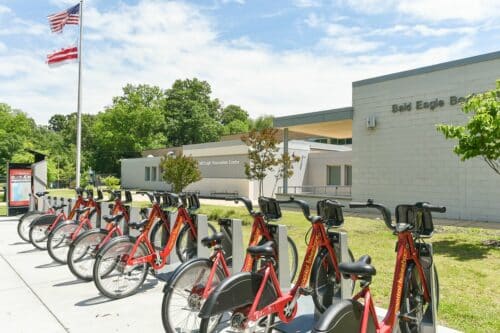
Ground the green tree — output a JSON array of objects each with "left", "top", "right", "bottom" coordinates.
[
  {"left": 224, "top": 119, "right": 249, "bottom": 135},
  {"left": 220, "top": 104, "right": 249, "bottom": 125},
  {"left": 241, "top": 128, "right": 280, "bottom": 196},
  {"left": 272, "top": 152, "right": 301, "bottom": 195},
  {"left": 92, "top": 84, "right": 166, "bottom": 174},
  {"left": 0, "top": 103, "right": 35, "bottom": 174},
  {"left": 249, "top": 115, "right": 274, "bottom": 131},
  {"left": 163, "top": 78, "right": 223, "bottom": 146},
  {"left": 437, "top": 80, "right": 500, "bottom": 175},
  {"left": 160, "top": 155, "right": 202, "bottom": 193}
]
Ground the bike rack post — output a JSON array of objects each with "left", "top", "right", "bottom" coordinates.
[
  {"left": 166, "top": 211, "right": 179, "bottom": 265},
  {"left": 66, "top": 198, "right": 73, "bottom": 217},
  {"left": 421, "top": 243, "right": 437, "bottom": 333},
  {"left": 219, "top": 218, "right": 244, "bottom": 274},
  {"left": 268, "top": 223, "right": 291, "bottom": 290},
  {"left": 46, "top": 195, "right": 52, "bottom": 210},
  {"left": 195, "top": 214, "right": 210, "bottom": 258},
  {"left": 28, "top": 194, "right": 35, "bottom": 211},
  {"left": 338, "top": 231, "right": 351, "bottom": 300}
]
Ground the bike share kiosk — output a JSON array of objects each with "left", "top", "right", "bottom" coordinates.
[{"left": 8, "top": 150, "right": 47, "bottom": 216}]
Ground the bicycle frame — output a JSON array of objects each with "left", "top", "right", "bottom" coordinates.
[
  {"left": 46, "top": 195, "right": 88, "bottom": 233},
  {"left": 244, "top": 220, "right": 341, "bottom": 324},
  {"left": 353, "top": 230, "right": 431, "bottom": 333},
  {"left": 124, "top": 204, "right": 196, "bottom": 270},
  {"left": 94, "top": 198, "right": 130, "bottom": 246},
  {"left": 200, "top": 250, "right": 232, "bottom": 299},
  {"left": 241, "top": 215, "right": 278, "bottom": 271}
]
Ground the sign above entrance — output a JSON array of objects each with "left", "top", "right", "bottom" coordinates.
[{"left": 391, "top": 95, "right": 469, "bottom": 113}]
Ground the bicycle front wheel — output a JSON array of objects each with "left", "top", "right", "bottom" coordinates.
[
  {"left": 47, "top": 221, "right": 81, "bottom": 264},
  {"left": 93, "top": 237, "right": 149, "bottom": 299},
  {"left": 399, "top": 263, "right": 439, "bottom": 333},
  {"left": 67, "top": 228, "right": 109, "bottom": 281},
  {"left": 29, "top": 214, "right": 57, "bottom": 250},
  {"left": 176, "top": 223, "right": 217, "bottom": 262},
  {"left": 162, "top": 259, "right": 226, "bottom": 333},
  {"left": 311, "top": 247, "right": 355, "bottom": 313}
]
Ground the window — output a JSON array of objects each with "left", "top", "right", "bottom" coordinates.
[
  {"left": 145, "top": 167, "right": 151, "bottom": 181},
  {"left": 345, "top": 165, "right": 352, "bottom": 186},
  {"left": 152, "top": 166, "right": 157, "bottom": 181},
  {"left": 327, "top": 165, "right": 341, "bottom": 185}
]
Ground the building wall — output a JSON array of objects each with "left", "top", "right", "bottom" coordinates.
[
  {"left": 121, "top": 157, "right": 170, "bottom": 191},
  {"left": 352, "top": 56, "right": 500, "bottom": 222},
  {"left": 304, "top": 150, "right": 352, "bottom": 187}
]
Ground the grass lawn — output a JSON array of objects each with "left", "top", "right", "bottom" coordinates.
[
  {"left": 198, "top": 204, "right": 500, "bottom": 333},
  {"left": 0, "top": 204, "right": 6, "bottom": 216}
]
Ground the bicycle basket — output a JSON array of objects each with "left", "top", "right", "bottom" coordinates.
[
  {"left": 258, "top": 197, "right": 282, "bottom": 220},
  {"left": 317, "top": 199, "right": 344, "bottom": 227},
  {"left": 395, "top": 205, "right": 434, "bottom": 237}
]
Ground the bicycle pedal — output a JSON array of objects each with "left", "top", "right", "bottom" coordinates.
[{"left": 299, "top": 287, "right": 313, "bottom": 296}]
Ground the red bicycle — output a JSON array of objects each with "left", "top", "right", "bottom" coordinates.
[
  {"left": 46, "top": 191, "right": 101, "bottom": 264},
  {"left": 160, "top": 196, "right": 299, "bottom": 333},
  {"left": 197, "top": 198, "right": 354, "bottom": 333},
  {"left": 28, "top": 188, "right": 88, "bottom": 250},
  {"left": 313, "top": 200, "right": 445, "bottom": 333},
  {"left": 67, "top": 190, "right": 140, "bottom": 280},
  {"left": 92, "top": 192, "right": 215, "bottom": 299}
]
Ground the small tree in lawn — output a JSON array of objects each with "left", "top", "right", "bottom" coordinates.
[
  {"left": 242, "top": 128, "right": 280, "bottom": 197},
  {"left": 161, "top": 155, "right": 202, "bottom": 193},
  {"left": 272, "top": 152, "right": 301, "bottom": 196},
  {"left": 437, "top": 80, "right": 500, "bottom": 175}
]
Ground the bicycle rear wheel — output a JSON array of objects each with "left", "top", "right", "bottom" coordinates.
[
  {"left": 93, "top": 237, "right": 149, "bottom": 299},
  {"left": 67, "top": 228, "right": 109, "bottom": 281},
  {"left": 17, "top": 211, "right": 42, "bottom": 242},
  {"left": 29, "top": 214, "right": 57, "bottom": 250},
  {"left": 162, "top": 259, "right": 226, "bottom": 333}
]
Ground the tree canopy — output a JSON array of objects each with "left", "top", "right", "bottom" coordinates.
[
  {"left": 437, "top": 80, "right": 500, "bottom": 175},
  {"left": 0, "top": 78, "right": 272, "bottom": 184}
]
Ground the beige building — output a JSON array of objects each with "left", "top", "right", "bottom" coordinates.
[{"left": 275, "top": 51, "right": 500, "bottom": 222}]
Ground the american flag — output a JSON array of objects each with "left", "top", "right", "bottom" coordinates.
[
  {"left": 47, "top": 3, "right": 80, "bottom": 33},
  {"left": 47, "top": 46, "right": 78, "bottom": 67}
]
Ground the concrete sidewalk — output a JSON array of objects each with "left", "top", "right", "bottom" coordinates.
[{"left": 0, "top": 221, "right": 461, "bottom": 333}]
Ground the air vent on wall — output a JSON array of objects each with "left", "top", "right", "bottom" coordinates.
[{"left": 366, "top": 114, "right": 376, "bottom": 129}]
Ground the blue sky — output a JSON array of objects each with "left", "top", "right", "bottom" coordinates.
[{"left": 1, "top": 0, "right": 499, "bottom": 123}]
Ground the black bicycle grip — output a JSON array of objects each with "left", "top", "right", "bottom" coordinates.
[
  {"left": 276, "top": 197, "right": 311, "bottom": 221},
  {"left": 349, "top": 202, "right": 368, "bottom": 209},
  {"left": 418, "top": 202, "right": 446, "bottom": 213}
]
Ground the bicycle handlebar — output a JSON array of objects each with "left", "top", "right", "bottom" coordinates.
[
  {"left": 415, "top": 202, "right": 446, "bottom": 213},
  {"left": 349, "top": 199, "right": 395, "bottom": 231},
  {"left": 198, "top": 195, "right": 254, "bottom": 215},
  {"left": 275, "top": 197, "right": 311, "bottom": 221}
]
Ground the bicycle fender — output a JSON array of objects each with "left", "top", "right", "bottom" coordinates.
[
  {"left": 313, "top": 300, "right": 372, "bottom": 333},
  {"left": 198, "top": 271, "right": 277, "bottom": 319},
  {"left": 95, "top": 235, "right": 135, "bottom": 257},
  {"left": 30, "top": 214, "right": 57, "bottom": 227},
  {"left": 162, "top": 258, "right": 212, "bottom": 293}
]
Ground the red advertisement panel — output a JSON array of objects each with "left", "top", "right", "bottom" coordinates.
[{"left": 8, "top": 168, "right": 32, "bottom": 207}]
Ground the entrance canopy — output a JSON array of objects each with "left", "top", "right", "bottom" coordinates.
[{"left": 273, "top": 107, "right": 353, "bottom": 139}]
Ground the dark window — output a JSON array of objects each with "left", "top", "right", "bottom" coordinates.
[
  {"left": 345, "top": 165, "right": 352, "bottom": 186},
  {"left": 145, "top": 167, "right": 151, "bottom": 181},
  {"left": 152, "top": 166, "right": 157, "bottom": 181},
  {"left": 327, "top": 165, "right": 341, "bottom": 185}
]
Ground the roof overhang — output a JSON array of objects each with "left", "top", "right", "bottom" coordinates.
[{"left": 273, "top": 107, "right": 353, "bottom": 139}]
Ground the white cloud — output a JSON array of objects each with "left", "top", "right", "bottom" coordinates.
[
  {"left": 0, "top": 0, "right": 484, "bottom": 124},
  {"left": 220, "top": 0, "right": 246, "bottom": 4},
  {"left": 368, "top": 24, "right": 477, "bottom": 37},
  {"left": 0, "top": 4, "right": 11, "bottom": 14}
]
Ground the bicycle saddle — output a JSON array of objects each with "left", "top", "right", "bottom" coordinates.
[
  {"left": 247, "top": 241, "right": 275, "bottom": 257},
  {"left": 339, "top": 255, "right": 376, "bottom": 278},
  {"left": 129, "top": 219, "right": 148, "bottom": 230},
  {"left": 103, "top": 214, "right": 123, "bottom": 223},
  {"left": 201, "top": 232, "right": 224, "bottom": 248},
  {"left": 36, "top": 191, "right": 50, "bottom": 197}
]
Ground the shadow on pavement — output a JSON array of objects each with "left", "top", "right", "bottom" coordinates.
[
  {"left": 53, "top": 279, "right": 89, "bottom": 287},
  {"left": 75, "top": 278, "right": 159, "bottom": 307},
  {"left": 10, "top": 241, "right": 28, "bottom": 246},
  {"left": 18, "top": 248, "right": 41, "bottom": 254},
  {"left": 36, "top": 261, "right": 64, "bottom": 269},
  {"left": 276, "top": 314, "right": 314, "bottom": 333}
]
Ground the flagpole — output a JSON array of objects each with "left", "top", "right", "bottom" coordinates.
[{"left": 75, "top": 0, "right": 83, "bottom": 188}]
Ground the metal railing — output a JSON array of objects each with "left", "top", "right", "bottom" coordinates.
[{"left": 277, "top": 185, "right": 352, "bottom": 197}]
